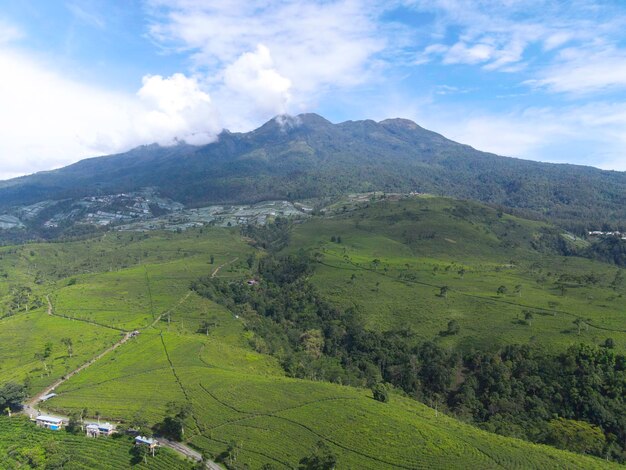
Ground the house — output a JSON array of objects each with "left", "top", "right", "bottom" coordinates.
[
  {"left": 35, "top": 415, "right": 64, "bottom": 430},
  {"left": 39, "top": 393, "right": 57, "bottom": 402},
  {"left": 85, "top": 422, "right": 116, "bottom": 437},
  {"left": 135, "top": 436, "right": 159, "bottom": 455}
]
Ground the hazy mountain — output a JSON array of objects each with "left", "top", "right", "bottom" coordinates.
[{"left": 2, "top": 113, "right": 626, "bottom": 232}]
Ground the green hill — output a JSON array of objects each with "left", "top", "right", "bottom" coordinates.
[
  {"left": 288, "top": 195, "right": 626, "bottom": 352},
  {"left": 0, "top": 206, "right": 623, "bottom": 467}
]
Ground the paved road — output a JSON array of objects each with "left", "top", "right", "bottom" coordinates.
[{"left": 159, "top": 438, "right": 222, "bottom": 469}]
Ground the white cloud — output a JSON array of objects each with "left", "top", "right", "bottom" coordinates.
[
  {"left": 0, "top": 48, "right": 221, "bottom": 180},
  {"left": 217, "top": 44, "right": 292, "bottom": 130},
  {"left": 134, "top": 73, "right": 220, "bottom": 146},
  {"left": 526, "top": 47, "right": 626, "bottom": 94},
  {"left": 0, "top": 18, "right": 23, "bottom": 45},
  {"left": 66, "top": 2, "right": 106, "bottom": 29},
  {"left": 146, "top": 0, "right": 386, "bottom": 122}
]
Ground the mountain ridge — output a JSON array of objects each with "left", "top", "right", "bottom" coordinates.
[{"left": 1, "top": 113, "right": 625, "bottom": 233}]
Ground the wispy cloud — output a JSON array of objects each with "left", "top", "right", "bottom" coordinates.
[
  {"left": 0, "top": 18, "right": 23, "bottom": 45},
  {"left": 525, "top": 46, "right": 626, "bottom": 94},
  {"left": 66, "top": 2, "right": 106, "bottom": 29}
]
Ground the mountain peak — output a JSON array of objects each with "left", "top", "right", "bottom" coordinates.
[{"left": 379, "top": 117, "right": 421, "bottom": 130}]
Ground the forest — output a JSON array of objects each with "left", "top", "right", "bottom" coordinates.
[{"left": 192, "top": 249, "right": 626, "bottom": 462}]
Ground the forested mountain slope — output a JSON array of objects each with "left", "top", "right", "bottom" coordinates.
[{"left": 2, "top": 113, "right": 626, "bottom": 232}]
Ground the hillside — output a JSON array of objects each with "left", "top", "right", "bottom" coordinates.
[
  {"left": 0, "top": 203, "right": 623, "bottom": 467},
  {"left": 1, "top": 114, "right": 626, "bottom": 236},
  {"left": 288, "top": 195, "right": 626, "bottom": 351}
]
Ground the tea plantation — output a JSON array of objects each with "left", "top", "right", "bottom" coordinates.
[{"left": 0, "top": 202, "right": 623, "bottom": 468}]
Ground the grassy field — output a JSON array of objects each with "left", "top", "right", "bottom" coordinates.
[
  {"left": 290, "top": 196, "right": 626, "bottom": 352},
  {"left": 0, "top": 212, "right": 623, "bottom": 468}
]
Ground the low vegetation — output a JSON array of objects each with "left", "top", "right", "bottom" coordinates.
[{"left": 0, "top": 199, "right": 624, "bottom": 467}]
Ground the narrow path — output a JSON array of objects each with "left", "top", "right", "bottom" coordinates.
[
  {"left": 45, "top": 295, "right": 126, "bottom": 332},
  {"left": 158, "top": 439, "right": 222, "bottom": 470},
  {"left": 145, "top": 291, "right": 192, "bottom": 330},
  {"left": 211, "top": 257, "right": 238, "bottom": 278},
  {"left": 30, "top": 294, "right": 222, "bottom": 469},
  {"left": 26, "top": 331, "right": 131, "bottom": 408}
]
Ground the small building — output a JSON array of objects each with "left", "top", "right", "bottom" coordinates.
[
  {"left": 135, "top": 436, "right": 159, "bottom": 455},
  {"left": 39, "top": 393, "right": 57, "bottom": 402},
  {"left": 35, "top": 415, "right": 64, "bottom": 431},
  {"left": 85, "top": 422, "right": 116, "bottom": 437},
  {"left": 247, "top": 279, "right": 258, "bottom": 286}
]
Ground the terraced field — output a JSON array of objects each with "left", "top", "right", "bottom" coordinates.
[
  {"left": 0, "top": 416, "right": 192, "bottom": 469},
  {"left": 0, "top": 211, "right": 622, "bottom": 468}
]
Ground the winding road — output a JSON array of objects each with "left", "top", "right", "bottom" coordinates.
[{"left": 25, "top": 295, "right": 223, "bottom": 469}]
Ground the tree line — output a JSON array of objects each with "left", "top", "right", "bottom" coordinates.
[{"left": 192, "top": 252, "right": 626, "bottom": 462}]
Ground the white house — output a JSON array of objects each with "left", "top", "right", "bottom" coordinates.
[
  {"left": 85, "top": 422, "right": 116, "bottom": 437},
  {"left": 35, "top": 415, "right": 64, "bottom": 430}
]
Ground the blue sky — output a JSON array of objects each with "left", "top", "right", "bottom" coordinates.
[{"left": 1, "top": 0, "right": 626, "bottom": 179}]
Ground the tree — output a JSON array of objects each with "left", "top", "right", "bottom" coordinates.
[
  {"left": 198, "top": 320, "right": 215, "bottom": 336},
  {"left": 439, "top": 286, "right": 449, "bottom": 298},
  {"left": 43, "top": 342, "right": 53, "bottom": 359},
  {"left": 497, "top": 285, "right": 508, "bottom": 295},
  {"left": 300, "top": 329, "right": 325, "bottom": 358},
  {"left": 546, "top": 418, "right": 606, "bottom": 456},
  {"left": 210, "top": 255, "right": 215, "bottom": 265},
  {"left": 0, "top": 382, "right": 26, "bottom": 412},
  {"left": 299, "top": 441, "right": 337, "bottom": 470},
  {"left": 226, "top": 440, "right": 242, "bottom": 467},
  {"left": 524, "top": 310, "right": 533, "bottom": 326},
  {"left": 514, "top": 284, "right": 522, "bottom": 297},
  {"left": 61, "top": 337, "right": 73, "bottom": 358},
  {"left": 66, "top": 411, "right": 82, "bottom": 434},
  {"left": 160, "top": 401, "right": 192, "bottom": 441},
  {"left": 603, "top": 338, "right": 615, "bottom": 349},
  {"left": 131, "top": 443, "right": 150, "bottom": 465},
  {"left": 573, "top": 318, "right": 584, "bottom": 335},
  {"left": 446, "top": 320, "right": 460, "bottom": 336},
  {"left": 458, "top": 267, "right": 465, "bottom": 278},
  {"left": 372, "top": 383, "right": 389, "bottom": 403}
]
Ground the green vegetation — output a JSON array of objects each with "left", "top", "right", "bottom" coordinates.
[
  {"left": 0, "top": 416, "right": 191, "bottom": 468},
  {"left": 0, "top": 201, "right": 624, "bottom": 468},
  {"left": 6, "top": 113, "right": 626, "bottom": 243}
]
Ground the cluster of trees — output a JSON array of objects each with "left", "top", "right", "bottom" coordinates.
[
  {"left": 0, "top": 382, "right": 26, "bottom": 414},
  {"left": 193, "top": 252, "right": 626, "bottom": 462}
]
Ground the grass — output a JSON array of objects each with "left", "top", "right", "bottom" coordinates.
[
  {"left": 0, "top": 209, "right": 622, "bottom": 468},
  {"left": 289, "top": 196, "right": 626, "bottom": 352}
]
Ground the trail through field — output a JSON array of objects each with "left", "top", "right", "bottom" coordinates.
[
  {"left": 159, "top": 438, "right": 222, "bottom": 470},
  {"left": 145, "top": 291, "right": 192, "bottom": 330},
  {"left": 26, "top": 331, "right": 132, "bottom": 408},
  {"left": 44, "top": 294, "right": 125, "bottom": 332},
  {"left": 28, "top": 295, "right": 223, "bottom": 469},
  {"left": 211, "top": 257, "right": 238, "bottom": 278}
]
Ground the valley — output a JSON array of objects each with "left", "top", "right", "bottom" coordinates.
[{"left": 0, "top": 196, "right": 623, "bottom": 468}]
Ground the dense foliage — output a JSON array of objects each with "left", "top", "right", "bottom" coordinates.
[
  {"left": 4, "top": 114, "right": 626, "bottom": 239},
  {"left": 192, "top": 252, "right": 626, "bottom": 462}
]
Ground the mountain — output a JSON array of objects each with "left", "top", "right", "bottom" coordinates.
[{"left": 2, "top": 113, "right": 626, "bottom": 232}]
